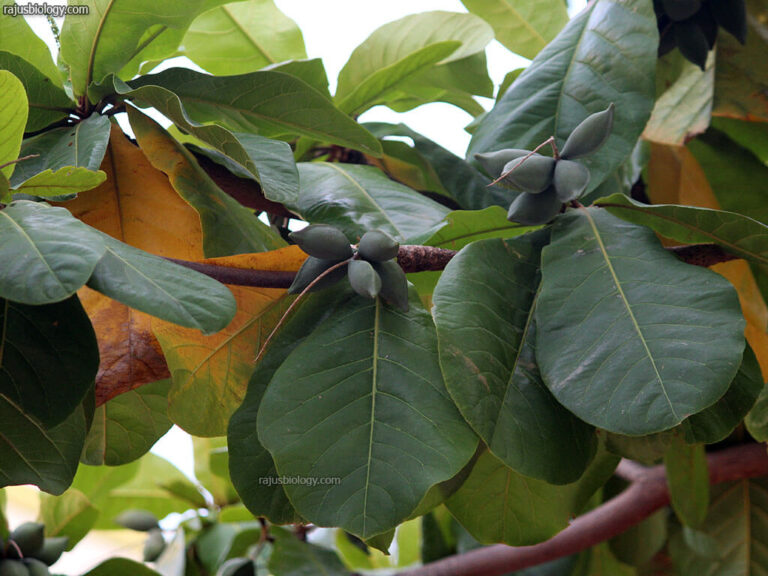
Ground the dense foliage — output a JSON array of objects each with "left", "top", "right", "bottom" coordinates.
[{"left": 0, "top": 0, "right": 767, "bottom": 574}]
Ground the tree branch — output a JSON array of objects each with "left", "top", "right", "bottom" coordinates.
[
  {"left": 399, "top": 443, "right": 768, "bottom": 576},
  {"left": 164, "top": 243, "right": 737, "bottom": 288}
]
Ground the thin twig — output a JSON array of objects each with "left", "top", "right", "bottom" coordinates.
[
  {"left": 0, "top": 154, "right": 39, "bottom": 171},
  {"left": 488, "top": 136, "right": 557, "bottom": 187}
]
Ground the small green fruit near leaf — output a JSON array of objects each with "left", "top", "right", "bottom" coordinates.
[
  {"left": 474, "top": 148, "right": 530, "bottom": 178},
  {"left": 662, "top": 0, "right": 701, "bottom": 21},
  {"left": 674, "top": 20, "right": 709, "bottom": 70},
  {"left": 358, "top": 230, "right": 399, "bottom": 262},
  {"left": 348, "top": 259, "right": 382, "bottom": 299},
  {"left": 289, "top": 224, "right": 353, "bottom": 260},
  {"left": 31, "top": 537, "right": 68, "bottom": 566},
  {"left": 218, "top": 558, "right": 255, "bottom": 576},
  {"left": 114, "top": 510, "right": 160, "bottom": 532},
  {"left": 0, "top": 560, "right": 29, "bottom": 576},
  {"left": 143, "top": 528, "right": 165, "bottom": 562},
  {"left": 373, "top": 259, "right": 409, "bottom": 312},
  {"left": 9, "top": 523, "right": 44, "bottom": 556},
  {"left": 710, "top": 0, "right": 747, "bottom": 43},
  {"left": 288, "top": 256, "right": 348, "bottom": 294},
  {"left": 506, "top": 188, "right": 562, "bottom": 225},
  {"left": 21, "top": 560, "right": 49, "bottom": 576},
  {"left": 500, "top": 154, "right": 556, "bottom": 193},
  {"left": 553, "top": 160, "right": 590, "bottom": 202},
  {"left": 560, "top": 103, "right": 615, "bottom": 160}
]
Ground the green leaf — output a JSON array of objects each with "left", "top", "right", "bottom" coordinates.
[
  {"left": 193, "top": 437, "right": 239, "bottom": 507},
  {"left": 336, "top": 11, "right": 492, "bottom": 116},
  {"left": 291, "top": 163, "right": 449, "bottom": 242},
  {"left": 579, "top": 542, "right": 637, "bottom": 575},
  {"left": 608, "top": 507, "right": 667, "bottom": 566},
  {"left": 268, "top": 527, "right": 349, "bottom": 576},
  {"left": 595, "top": 193, "right": 768, "bottom": 270},
  {"left": 12, "top": 166, "right": 107, "bottom": 198},
  {"left": 669, "top": 478, "right": 768, "bottom": 573},
  {"left": 0, "top": 401, "right": 87, "bottom": 495},
  {"left": 0, "top": 70, "right": 27, "bottom": 179},
  {"left": 467, "top": 0, "right": 657, "bottom": 196},
  {"left": 711, "top": 117, "right": 768, "bottom": 166},
  {"left": 264, "top": 58, "right": 332, "bottom": 99},
  {"left": 59, "top": 0, "right": 227, "bottom": 97},
  {"left": 0, "top": 51, "right": 72, "bottom": 132},
  {"left": 664, "top": 435, "right": 709, "bottom": 528},
  {"left": 127, "top": 67, "right": 381, "bottom": 155},
  {"left": 536, "top": 208, "right": 745, "bottom": 435},
  {"left": 183, "top": 0, "right": 307, "bottom": 75},
  {"left": 87, "top": 232, "right": 237, "bottom": 333},
  {"left": 433, "top": 234, "right": 597, "bottom": 484},
  {"left": 414, "top": 206, "right": 534, "bottom": 249},
  {"left": 10, "top": 114, "right": 110, "bottom": 187},
  {"left": 128, "top": 106, "right": 284, "bottom": 257},
  {"left": 0, "top": 295, "right": 98, "bottom": 428},
  {"left": 681, "top": 344, "right": 763, "bottom": 444},
  {"left": 746, "top": 381, "right": 768, "bottom": 442},
  {"left": 0, "top": 0, "right": 61, "bottom": 85},
  {"left": 81, "top": 379, "right": 173, "bottom": 466},
  {"left": 258, "top": 288, "right": 478, "bottom": 539},
  {"left": 69, "top": 460, "right": 141, "bottom": 505},
  {"left": 445, "top": 446, "right": 618, "bottom": 546},
  {"left": 0, "top": 200, "right": 106, "bottom": 305},
  {"left": 38, "top": 488, "right": 99, "bottom": 549},
  {"left": 81, "top": 558, "right": 162, "bottom": 576},
  {"left": 161, "top": 479, "right": 207, "bottom": 508},
  {"left": 604, "top": 431, "right": 674, "bottom": 465},
  {"left": 460, "top": 0, "right": 568, "bottom": 60}
]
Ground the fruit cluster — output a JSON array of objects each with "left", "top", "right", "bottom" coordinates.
[
  {"left": 656, "top": 0, "right": 747, "bottom": 69},
  {"left": 289, "top": 224, "right": 409, "bottom": 311},
  {"left": 0, "top": 523, "right": 68, "bottom": 576},
  {"left": 114, "top": 510, "right": 165, "bottom": 562},
  {"left": 475, "top": 103, "right": 614, "bottom": 226}
]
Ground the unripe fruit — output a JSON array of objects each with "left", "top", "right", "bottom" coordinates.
[
  {"left": 218, "top": 558, "right": 255, "bottom": 576},
  {"left": 662, "top": 0, "right": 701, "bottom": 21},
  {"left": 506, "top": 188, "right": 562, "bottom": 226},
  {"left": 348, "top": 260, "right": 382, "bottom": 299},
  {"left": 31, "top": 537, "right": 68, "bottom": 566},
  {"left": 674, "top": 20, "right": 709, "bottom": 70},
  {"left": 373, "top": 259, "right": 409, "bottom": 312},
  {"left": 499, "top": 154, "right": 556, "bottom": 193},
  {"left": 9, "top": 523, "right": 44, "bottom": 556},
  {"left": 0, "top": 560, "right": 29, "bottom": 576},
  {"left": 143, "top": 529, "right": 165, "bottom": 562},
  {"left": 474, "top": 149, "right": 530, "bottom": 178},
  {"left": 710, "top": 0, "right": 746, "bottom": 43},
  {"left": 114, "top": 510, "right": 159, "bottom": 532},
  {"left": 560, "top": 103, "right": 615, "bottom": 160},
  {"left": 358, "top": 230, "right": 399, "bottom": 262},
  {"left": 21, "top": 560, "right": 49, "bottom": 576},
  {"left": 288, "top": 257, "right": 348, "bottom": 294},
  {"left": 289, "top": 224, "right": 353, "bottom": 260},
  {"left": 553, "top": 160, "right": 590, "bottom": 202}
]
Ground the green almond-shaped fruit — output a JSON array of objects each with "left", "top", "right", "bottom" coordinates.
[
  {"left": 500, "top": 154, "right": 556, "bottom": 193},
  {"left": 710, "top": 0, "right": 746, "bottom": 43},
  {"left": 358, "top": 230, "right": 399, "bottom": 262},
  {"left": 373, "top": 259, "right": 409, "bottom": 312},
  {"left": 289, "top": 224, "right": 353, "bottom": 260},
  {"left": 218, "top": 558, "right": 255, "bottom": 576},
  {"left": 506, "top": 188, "right": 562, "bottom": 226},
  {"left": 288, "top": 256, "right": 348, "bottom": 294},
  {"left": 31, "top": 537, "right": 68, "bottom": 566},
  {"left": 348, "top": 259, "right": 382, "bottom": 299},
  {"left": 553, "top": 160, "right": 590, "bottom": 202},
  {"left": 662, "top": 0, "right": 701, "bottom": 21},
  {"left": 9, "top": 523, "right": 44, "bottom": 556},
  {"left": 0, "top": 561, "right": 29, "bottom": 576},
  {"left": 560, "top": 103, "right": 615, "bottom": 160},
  {"left": 474, "top": 148, "right": 530, "bottom": 178},
  {"left": 674, "top": 20, "right": 709, "bottom": 70},
  {"left": 114, "top": 510, "right": 159, "bottom": 532},
  {"left": 143, "top": 529, "right": 165, "bottom": 562},
  {"left": 22, "top": 560, "right": 49, "bottom": 576}
]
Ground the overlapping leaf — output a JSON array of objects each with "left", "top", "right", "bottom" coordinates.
[
  {"left": 433, "top": 234, "right": 597, "bottom": 484},
  {"left": 258, "top": 288, "right": 478, "bottom": 539},
  {"left": 664, "top": 435, "right": 709, "bottom": 527},
  {"left": 269, "top": 527, "right": 349, "bottom": 576},
  {"left": 536, "top": 208, "right": 745, "bottom": 435},
  {"left": 467, "top": 0, "right": 657, "bottom": 195},
  {"left": 0, "top": 70, "right": 27, "bottom": 180},
  {"left": 38, "top": 489, "right": 99, "bottom": 549},
  {"left": 415, "top": 207, "right": 533, "bottom": 249},
  {"left": 0, "top": 0, "right": 61, "bottom": 85}
]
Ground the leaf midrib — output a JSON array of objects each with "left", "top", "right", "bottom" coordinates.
[{"left": 362, "top": 298, "right": 381, "bottom": 537}]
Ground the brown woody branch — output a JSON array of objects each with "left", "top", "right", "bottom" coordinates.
[
  {"left": 165, "top": 243, "right": 737, "bottom": 288},
  {"left": 398, "top": 443, "right": 768, "bottom": 576}
]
